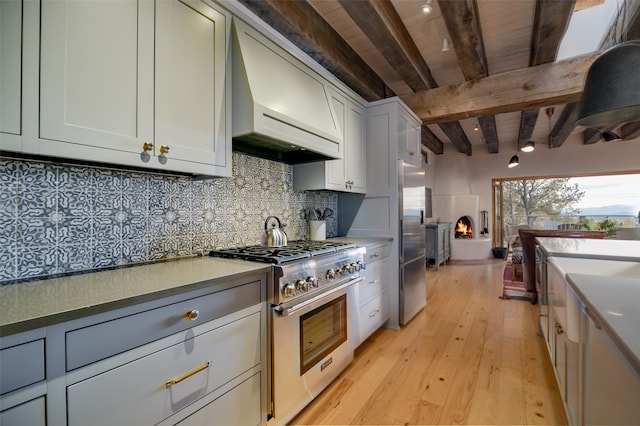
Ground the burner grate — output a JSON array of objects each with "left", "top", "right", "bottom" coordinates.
[{"left": 210, "top": 240, "right": 355, "bottom": 264}]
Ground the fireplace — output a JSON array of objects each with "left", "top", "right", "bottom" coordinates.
[{"left": 455, "top": 216, "right": 473, "bottom": 239}]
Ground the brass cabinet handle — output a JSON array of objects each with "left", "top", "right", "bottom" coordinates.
[
  {"left": 160, "top": 145, "right": 170, "bottom": 154},
  {"left": 555, "top": 323, "right": 564, "bottom": 335},
  {"left": 373, "top": 252, "right": 379, "bottom": 258},
  {"left": 409, "top": 151, "right": 415, "bottom": 156},
  {"left": 163, "top": 361, "right": 211, "bottom": 388},
  {"left": 142, "top": 142, "right": 154, "bottom": 152},
  {"left": 183, "top": 309, "right": 200, "bottom": 320}
]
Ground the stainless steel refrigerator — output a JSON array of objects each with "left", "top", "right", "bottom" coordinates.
[{"left": 398, "top": 160, "right": 427, "bottom": 325}]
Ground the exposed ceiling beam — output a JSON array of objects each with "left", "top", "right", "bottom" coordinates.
[
  {"left": 401, "top": 51, "right": 601, "bottom": 124},
  {"left": 518, "top": 0, "right": 575, "bottom": 148},
  {"left": 582, "top": 127, "right": 602, "bottom": 144},
  {"left": 549, "top": 103, "right": 578, "bottom": 148},
  {"left": 421, "top": 126, "right": 444, "bottom": 154},
  {"left": 236, "top": 0, "right": 393, "bottom": 101},
  {"left": 439, "top": 0, "right": 498, "bottom": 154},
  {"left": 339, "top": 0, "right": 471, "bottom": 155}
]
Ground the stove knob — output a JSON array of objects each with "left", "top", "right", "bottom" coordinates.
[
  {"left": 296, "top": 278, "right": 308, "bottom": 292},
  {"left": 357, "top": 261, "right": 365, "bottom": 271},
  {"left": 326, "top": 268, "right": 335, "bottom": 280},
  {"left": 348, "top": 262, "right": 357, "bottom": 273},
  {"left": 283, "top": 282, "right": 296, "bottom": 298},
  {"left": 307, "top": 276, "right": 318, "bottom": 288}
]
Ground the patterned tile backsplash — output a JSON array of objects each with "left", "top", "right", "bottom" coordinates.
[{"left": 0, "top": 153, "right": 338, "bottom": 283}]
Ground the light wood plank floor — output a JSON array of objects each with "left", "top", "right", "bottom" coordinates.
[{"left": 289, "top": 261, "right": 567, "bottom": 425}]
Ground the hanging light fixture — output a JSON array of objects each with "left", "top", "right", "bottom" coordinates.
[
  {"left": 421, "top": 0, "right": 432, "bottom": 14},
  {"left": 520, "top": 140, "right": 535, "bottom": 152},
  {"left": 508, "top": 154, "right": 519, "bottom": 168},
  {"left": 441, "top": 38, "right": 450, "bottom": 52},
  {"left": 602, "top": 130, "right": 622, "bottom": 142},
  {"left": 577, "top": 41, "right": 640, "bottom": 128}
]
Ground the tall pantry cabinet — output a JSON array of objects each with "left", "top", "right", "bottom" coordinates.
[{"left": 345, "top": 97, "right": 423, "bottom": 328}]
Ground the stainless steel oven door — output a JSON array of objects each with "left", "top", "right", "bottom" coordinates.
[{"left": 269, "top": 277, "right": 360, "bottom": 425}]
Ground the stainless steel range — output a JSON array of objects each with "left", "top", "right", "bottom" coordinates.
[{"left": 210, "top": 240, "right": 365, "bottom": 425}]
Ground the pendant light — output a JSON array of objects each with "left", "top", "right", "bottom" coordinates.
[
  {"left": 441, "top": 38, "right": 450, "bottom": 52},
  {"left": 508, "top": 154, "right": 519, "bottom": 168},
  {"left": 520, "top": 141, "right": 535, "bottom": 152},
  {"left": 602, "top": 130, "right": 622, "bottom": 142},
  {"left": 421, "top": 0, "right": 432, "bottom": 14},
  {"left": 577, "top": 41, "right": 640, "bottom": 128}
]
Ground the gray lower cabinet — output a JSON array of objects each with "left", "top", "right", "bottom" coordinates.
[
  {"left": 426, "top": 223, "right": 451, "bottom": 269},
  {"left": 356, "top": 241, "right": 391, "bottom": 345},
  {"left": 0, "top": 274, "right": 267, "bottom": 426},
  {"left": 0, "top": 328, "right": 46, "bottom": 426}
]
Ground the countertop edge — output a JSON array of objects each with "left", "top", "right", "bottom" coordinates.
[{"left": 0, "top": 258, "right": 271, "bottom": 337}]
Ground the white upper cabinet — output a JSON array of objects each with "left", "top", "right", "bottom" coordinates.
[
  {"left": 0, "top": 0, "right": 23, "bottom": 151},
  {"left": 35, "top": 0, "right": 230, "bottom": 176},
  {"left": 293, "top": 87, "right": 366, "bottom": 193},
  {"left": 397, "top": 109, "right": 422, "bottom": 165}
]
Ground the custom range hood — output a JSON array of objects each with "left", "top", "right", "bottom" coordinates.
[{"left": 232, "top": 20, "right": 343, "bottom": 164}]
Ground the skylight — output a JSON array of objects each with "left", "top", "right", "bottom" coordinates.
[{"left": 557, "top": 0, "right": 621, "bottom": 60}]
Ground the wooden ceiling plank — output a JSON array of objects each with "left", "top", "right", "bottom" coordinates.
[
  {"left": 421, "top": 125, "right": 444, "bottom": 154},
  {"left": 438, "top": 0, "right": 488, "bottom": 80},
  {"left": 529, "top": 0, "right": 576, "bottom": 65},
  {"left": 439, "top": 0, "right": 498, "bottom": 153},
  {"left": 478, "top": 115, "right": 499, "bottom": 153},
  {"left": 401, "top": 51, "right": 601, "bottom": 124},
  {"left": 338, "top": 0, "right": 437, "bottom": 91},
  {"left": 549, "top": 102, "right": 578, "bottom": 148},
  {"left": 339, "top": 0, "right": 470, "bottom": 155},
  {"left": 519, "top": 0, "right": 574, "bottom": 148},
  {"left": 518, "top": 109, "right": 539, "bottom": 146},
  {"left": 237, "top": 0, "right": 392, "bottom": 101}
]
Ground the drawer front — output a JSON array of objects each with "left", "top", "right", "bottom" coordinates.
[
  {"left": 364, "top": 242, "right": 391, "bottom": 263},
  {"left": 0, "top": 339, "right": 45, "bottom": 395},
  {"left": 358, "top": 258, "right": 388, "bottom": 304},
  {"left": 66, "top": 280, "right": 261, "bottom": 370},
  {"left": 358, "top": 290, "right": 389, "bottom": 344},
  {"left": 67, "top": 311, "right": 261, "bottom": 426},
  {"left": 175, "top": 373, "right": 261, "bottom": 426},
  {"left": 0, "top": 396, "right": 46, "bottom": 426}
]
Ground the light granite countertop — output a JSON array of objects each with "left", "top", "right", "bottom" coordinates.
[
  {"left": 566, "top": 272, "right": 640, "bottom": 376},
  {"left": 0, "top": 256, "right": 271, "bottom": 337}
]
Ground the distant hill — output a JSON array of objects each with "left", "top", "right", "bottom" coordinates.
[{"left": 567, "top": 205, "right": 640, "bottom": 216}]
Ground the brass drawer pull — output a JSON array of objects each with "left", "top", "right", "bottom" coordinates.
[
  {"left": 164, "top": 360, "right": 211, "bottom": 388},
  {"left": 555, "top": 323, "right": 564, "bottom": 335}
]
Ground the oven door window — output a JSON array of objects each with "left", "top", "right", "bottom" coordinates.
[{"left": 299, "top": 294, "right": 347, "bottom": 375}]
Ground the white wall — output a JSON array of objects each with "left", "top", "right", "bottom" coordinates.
[{"left": 430, "top": 134, "right": 640, "bottom": 236}]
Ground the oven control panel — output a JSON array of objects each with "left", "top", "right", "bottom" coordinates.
[{"left": 274, "top": 248, "right": 365, "bottom": 304}]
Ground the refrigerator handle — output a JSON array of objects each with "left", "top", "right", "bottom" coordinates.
[
  {"left": 420, "top": 209, "right": 424, "bottom": 225},
  {"left": 399, "top": 220, "right": 403, "bottom": 263}
]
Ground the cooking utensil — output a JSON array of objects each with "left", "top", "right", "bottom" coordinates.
[
  {"left": 261, "top": 216, "right": 288, "bottom": 247},
  {"left": 320, "top": 208, "right": 333, "bottom": 220}
]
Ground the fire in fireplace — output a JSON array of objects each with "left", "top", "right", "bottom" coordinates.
[{"left": 455, "top": 216, "right": 473, "bottom": 238}]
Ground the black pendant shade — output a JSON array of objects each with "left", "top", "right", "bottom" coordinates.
[
  {"left": 577, "top": 41, "right": 640, "bottom": 128},
  {"left": 508, "top": 154, "right": 519, "bottom": 168}
]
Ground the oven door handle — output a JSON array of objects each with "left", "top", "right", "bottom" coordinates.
[{"left": 275, "top": 277, "right": 363, "bottom": 317}]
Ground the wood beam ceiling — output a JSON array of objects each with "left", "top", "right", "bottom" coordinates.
[
  {"left": 518, "top": 0, "right": 575, "bottom": 150},
  {"left": 236, "top": 0, "right": 392, "bottom": 101},
  {"left": 339, "top": 0, "right": 471, "bottom": 155},
  {"left": 439, "top": 0, "right": 499, "bottom": 154},
  {"left": 400, "top": 51, "right": 601, "bottom": 123}
]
